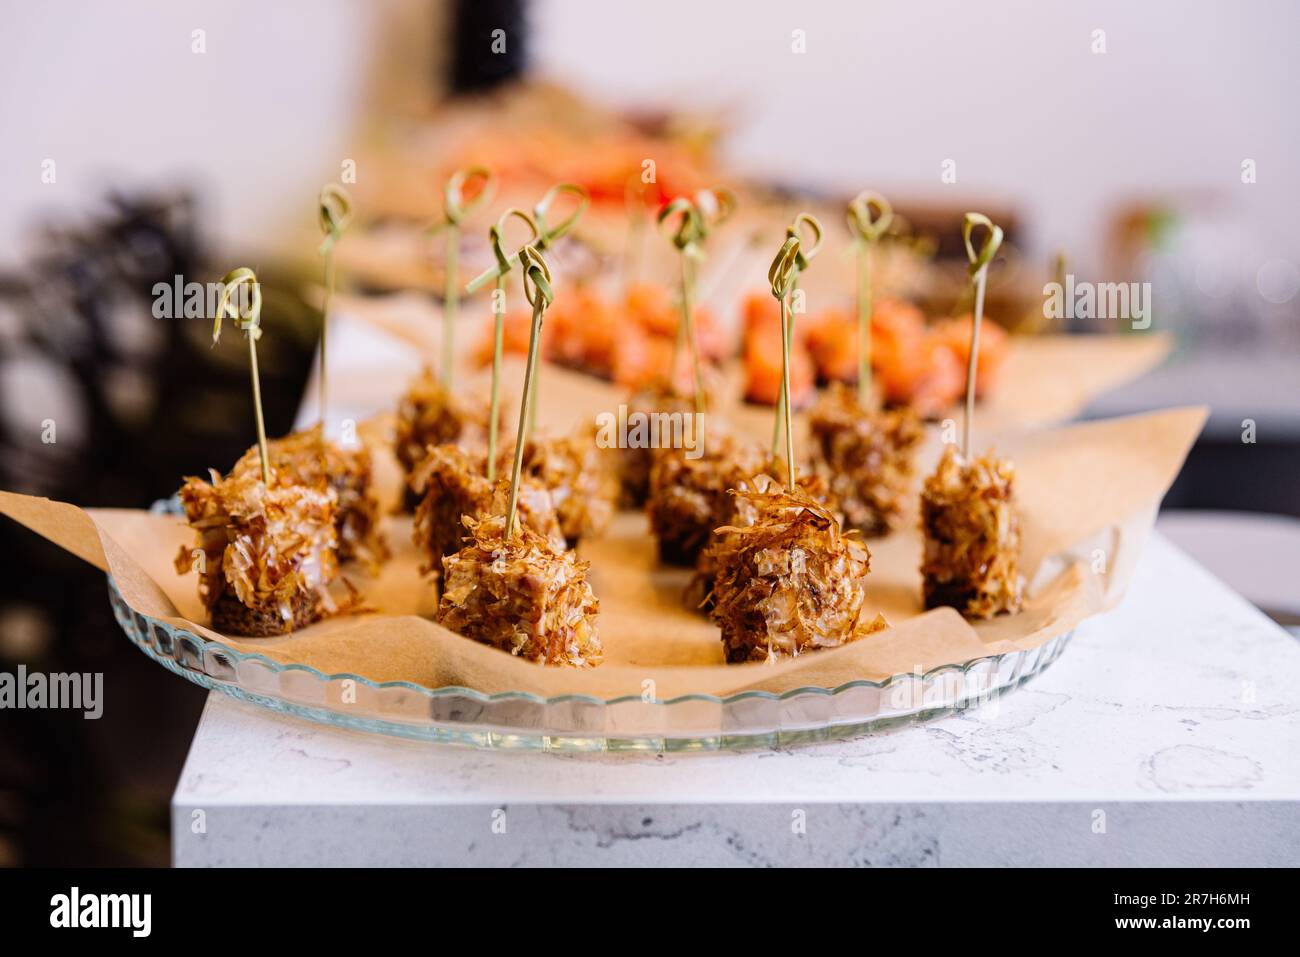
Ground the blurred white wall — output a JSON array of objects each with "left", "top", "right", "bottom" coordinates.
[
  {"left": 1, "top": 0, "right": 1296, "bottom": 279},
  {"left": 532, "top": 0, "right": 1300, "bottom": 274},
  {"left": 0, "top": 0, "right": 377, "bottom": 265}
]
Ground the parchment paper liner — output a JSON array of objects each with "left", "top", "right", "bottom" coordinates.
[{"left": 0, "top": 406, "right": 1204, "bottom": 700}]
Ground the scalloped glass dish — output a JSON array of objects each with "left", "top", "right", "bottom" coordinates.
[{"left": 108, "top": 576, "right": 1072, "bottom": 751}]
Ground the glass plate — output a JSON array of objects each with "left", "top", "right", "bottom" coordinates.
[{"left": 108, "top": 576, "right": 1072, "bottom": 751}]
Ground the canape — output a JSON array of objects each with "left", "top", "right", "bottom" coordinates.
[
  {"left": 410, "top": 443, "right": 564, "bottom": 575},
  {"left": 468, "top": 283, "right": 726, "bottom": 385},
  {"left": 689, "top": 467, "right": 841, "bottom": 611},
  {"left": 232, "top": 424, "right": 385, "bottom": 570},
  {"left": 175, "top": 464, "right": 339, "bottom": 637},
  {"left": 709, "top": 479, "right": 885, "bottom": 663},
  {"left": 394, "top": 369, "right": 495, "bottom": 509},
  {"left": 520, "top": 426, "right": 618, "bottom": 547},
  {"left": 614, "top": 381, "right": 701, "bottom": 507},
  {"left": 646, "top": 426, "right": 767, "bottom": 566},
  {"left": 439, "top": 514, "right": 602, "bottom": 667},
  {"left": 919, "top": 445, "right": 1024, "bottom": 618},
  {"left": 808, "top": 382, "right": 923, "bottom": 536}
]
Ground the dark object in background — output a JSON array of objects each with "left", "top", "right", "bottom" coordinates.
[
  {"left": 0, "top": 191, "right": 320, "bottom": 866},
  {"left": 449, "top": 0, "right": 526, "bottom": 92},
  {"left": 0, "top": 193, "right": 321, "bottom": 505},
  {"left": 1163, "top": 440, "right": 1300, "bottom": 519}
]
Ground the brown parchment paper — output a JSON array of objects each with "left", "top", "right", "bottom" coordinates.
[{"left": 0, "top": 406, "right": 1204, "bottom": 700}]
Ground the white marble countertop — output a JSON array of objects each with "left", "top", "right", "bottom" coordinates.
[{"left": 171, "top": 533, "right": 1300, "bottom": 867}]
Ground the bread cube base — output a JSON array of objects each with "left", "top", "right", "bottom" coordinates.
[{"left": 211, "top": 590, "right": 319, "bottom": 637}]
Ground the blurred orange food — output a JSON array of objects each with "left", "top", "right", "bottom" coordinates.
[
  {"left": 876, "top": 333, "right": 965, "bottom": 418},
  {"left": 930, "top": 314, "right": 1008, "bottom": 398},
  {"left": 741, "top": 291, "right": 781, "bottom": 337},
  {"left": 612, "top": 325, "right": 679, "bottom": 392},
  {"left": 476, "top": 281, "right": 725, "bottom": 384},
  {"left": 545, "top": 285, "right": 618, "bottom": 372},
  {"left": 472, "top": 308, "right": 548, "bottom": 368},
  {"left": 802, "top": 306, "right": 856, "bottom": 384},
  {"left": 450, "top": 129, "right": 706, "bottom": 209},
  {"left": 872, "top": 298, "right": 928, "bottom": 352},
  {"left": 740, "top": 292, "right": 1008, "bottom": 417},
  {"left": 624, "top": 282, "right": 726, "bottom": 360},
  {"left": 743, "top": 323, "right": 814, "bottom": 408}
]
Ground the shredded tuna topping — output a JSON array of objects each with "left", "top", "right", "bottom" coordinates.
[
  {"left": 439, "top": 514, "right": 602, "bottom": 667},
  {"left": 232, "top": 424, "right": 386, "bottom": 570},
  {"left": 411, "top": 444, "right": 565, "bottom": 575},
  {"left": 920, "top": 445, "right": 1024, "bottom": 618},
  {"left": 707, "top": 478, "right": 886, "bottom": 663},
  {"left": 809, "top": 382, "right": 923, "bottom": 536},
  {"left": 174, "top": 464, "right": 338, "bottom": 634}
]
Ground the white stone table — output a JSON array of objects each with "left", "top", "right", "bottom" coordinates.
[{"left": 171, "top": 534, "right": 1300, "bottom": 867}]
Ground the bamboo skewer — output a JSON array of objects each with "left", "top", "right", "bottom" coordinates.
[
  {"left": 464, "top": 183, "right": 588, "bottom": 440},
  {"left": 766, "top": 214, "right": 823, "bottom": 488},
  {"left": 212, "top": 268, "right": 269, "bottom": 484},
  {"left": 316, "top": 183, "right": 352, "bottom": 427},
  {"left": 427, "top": 166, "right": 496, "bottom": 388},
  {"left": 845, "top": 190, "right": 892, "bottom": 406},
  {"left": 622, "top": 174, "right": 649, "bottom": 293},
  {"left": 769, "top": 213, "right": 823, "bottom": 461},
  {"left": 960, "top": 212, "right": 1004, "bottom": 459},
  {"left": 504, "top": 245, "right": 555, "bottom": 540},
  {"left": 657, "top": 188, "right": 736, "bottom": 439},
  {"left": 484, "top": 208, "right": 541, "bottom": 482}
]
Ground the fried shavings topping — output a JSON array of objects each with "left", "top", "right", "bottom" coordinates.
[
  {"left": 615, "top": 381, "right": 709, "bottom": 506},
  {"left": 438, "top": 514, "right": 602, "bottom": 667},
  {"left": 233, "top": 424, "right": 386, "bottom": 570},
  {"left": 708, "top": 477, "right": 886, "bottom": 663},
  {"left": 174, "top": 464, "right": 339, "bottom": 629},
  {"left": 521, "top": 427, "right": 617, "bottom": 546},
  {"left": 809, "top": 382, "right": 923, "bottom": 536},
  {"left": 920, "top": 445, "right": 1024, "bottom": 619},
  {"left": 411, "top": 444, "right": 565, "bottom": 574},
  {"left": 394, "top": 369, "right": 494, "bottom": 475},
  {"left": 690, "top": 467, "right": 841, "bottom": 612},
  {"left": 646, "top": 426, "right": 768, "bottom": 566}
]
